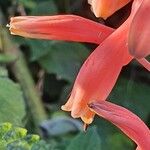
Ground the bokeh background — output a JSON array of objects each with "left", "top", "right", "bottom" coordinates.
[{"left": 0, "top": 0, "right": 149, "bottom": 149}]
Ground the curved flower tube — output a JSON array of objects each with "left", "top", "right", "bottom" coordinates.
[
  {"left": 8, "top": 14, "right": 132, "bottom": 124},
  {"left": 8, "top": 15, "right": 114, "bottom": 44},
  {"left": 88, "top": 0, "right": 150, "bottom": 71},
  {"left": 61, "top": 0, "right": 143, "bottom": 124},
  {"left": 128, "top": 0, "right": 150, "bottom": 59},
  {"left": 89, "top": 101, "right": 150, "bottom": 150},
  {"left": 88, "top": 0, "right": 132, "bottom": 19},
  {"left": 8, "top": 0, "right": 147, "bottom": 125},
  {"left": 61, "top": 19, "right": 133, "bottom": 124}
]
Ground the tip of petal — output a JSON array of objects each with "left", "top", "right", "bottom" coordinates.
[
  {"left": 61, "top": 105, "right": 70, "bottom": 111},
  {"left": 81, "top": 116, "right": 94, "bottom": 124}
]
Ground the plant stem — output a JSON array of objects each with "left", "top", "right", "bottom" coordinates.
[
  {"left": 12, "top": 51, "right": 48, "bottom": 131},
  {"left": 0, "top": 25, "right": 47, "bottom": 134}
]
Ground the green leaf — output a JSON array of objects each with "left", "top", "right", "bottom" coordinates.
[
  {"left": 39, "top": 41, "right": 90, "bottom": 82},
  {"left": 66, "top": 126, "right": 101, "bottom": 150},
  {"left": 30, "top": 0, "right": 58, "bottom": 15},
  {"left": 0, "top": 76, "right": 25, "bottom": 125},
  {"left": 0, "top": 66, "right": 8, "bottom": 77},
  {"left": 109, "top": 77, "right": 150, "bottom": 121},
  {"left": 108, "top": 133, "right": 133, "bottom": 150},
  {"left": 18, "top": 0, "right": 36, "bottom": 9},
  {"left": 27, "top": 39, "right": 55, "bottom": 61},
  {"left": 0, "top": 123, "right": 50, "bottom": 150}
]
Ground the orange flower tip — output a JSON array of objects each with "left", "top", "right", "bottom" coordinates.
[
  {"left": 81, "top": 116, "right": 94, "bottom": 125},
  {"left": 61, "top": 105, "right": 69, "bottom": 111}
]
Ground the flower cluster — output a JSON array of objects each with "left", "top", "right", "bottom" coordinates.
[{"left": 8, "top": 0, "right": 150, "bottom": 149}]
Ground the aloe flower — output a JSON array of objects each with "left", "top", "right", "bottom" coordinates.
[
  {"left": 88, "top": 0, "right": 132, "bottom": 19},
  {"left": 8, "top": 0, "right": 149, "bottom": 125},
  {"left": 89, "top": 101, "right": 150, "bottom": 150}
]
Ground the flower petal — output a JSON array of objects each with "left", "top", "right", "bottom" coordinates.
[
  {"left": 89, "top": 101, "right": 150, "bottom": 150},
  {"left": 61, "top": 18, "right": 132, "bottom": 124},
  {"left": 9, "top": 15, "right": 114, "bottom": 44},
  {"left": 128, "top": 0, "right": 150, "bottom": 58},
  {"left": 88, "top": 0, "right": 131, "bottom": 19}
]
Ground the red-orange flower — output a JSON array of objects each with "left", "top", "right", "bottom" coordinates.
[
  {"left": 9, "top": 15, "right": 114, "bottom": 44},
  {"left": 61, "top": 19, "right": 133, "bottom": 124},
  {"left": 88, "top": 0, "right": 150, "bottom": 71},
  {"left": 8, "top": 0, "right": 149, "bottom": 126},
  {"left": 88, "top": 0, "right": 132, "bottom": 19},
  {"left": 61, "top": 0, "right": 143, "bottom": 124},
  {"left": 89, "top": 101, "right": 150, "bottom": 150}
]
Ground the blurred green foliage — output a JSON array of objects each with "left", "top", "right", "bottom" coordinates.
[
  {"left": 0, "top": 67, "right": 25, "bottom": 126},
  {"left": 0, "top": 122, "right": 51, "bottom": 149},
  {"left": 0, "top": 0, "right": 149, "bottom": 150}
]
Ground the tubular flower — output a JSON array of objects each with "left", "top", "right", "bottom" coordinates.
[
  {"left": 88, "top": 0, "right": 150, "bottom": 71},
  {"left": 8, "top": 0, "right": 148, "bottom": 126},
  {"left": 61, "top": 0, "right": 143, "bottom": 125},
  {"left": 8, "top": 15, "right": 114, "bottom": 44},
  {"left": 89, "top": 101, "right": 150, "bottom": 150},
  {"left": 128, "top": 0, "right": 150, "bottom": 59},
  {"left": 61, "top": 19, "right": 133, "bottom": 124},
  {"left": 88, "top": 0, "right": 132, "bottom": 19}
]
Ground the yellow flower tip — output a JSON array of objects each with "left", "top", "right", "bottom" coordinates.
[
  {"left": 81, "top": 115, "right": 94, "bottom": 124},
  {"left": 62, "top": 103, "right": 95, "bottom": 125},
  {"left": 81, "top": 109, "right": 95, "bottom": 125},
  {"left": 88, "top": 0, "right": 132, "bottom": 19}
]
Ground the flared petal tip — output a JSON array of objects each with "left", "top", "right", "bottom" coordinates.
[
  {"left": 7, "top": 18, "right": 18, "bottom": 35},
  {"left": 61, "top": 105, "right": 70, "bottom": 111},
  {"left": 61, "top": 103, "right": 95, "bottom": 125},
  {"left": 81, "top": 116, "right": 94, "bottom": 125},
  {"left": 7, "top": 17, "right": 32, "bottom": 37},
  {"left": 61, "top": 104, "right": 79, "bottom": 118}
]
